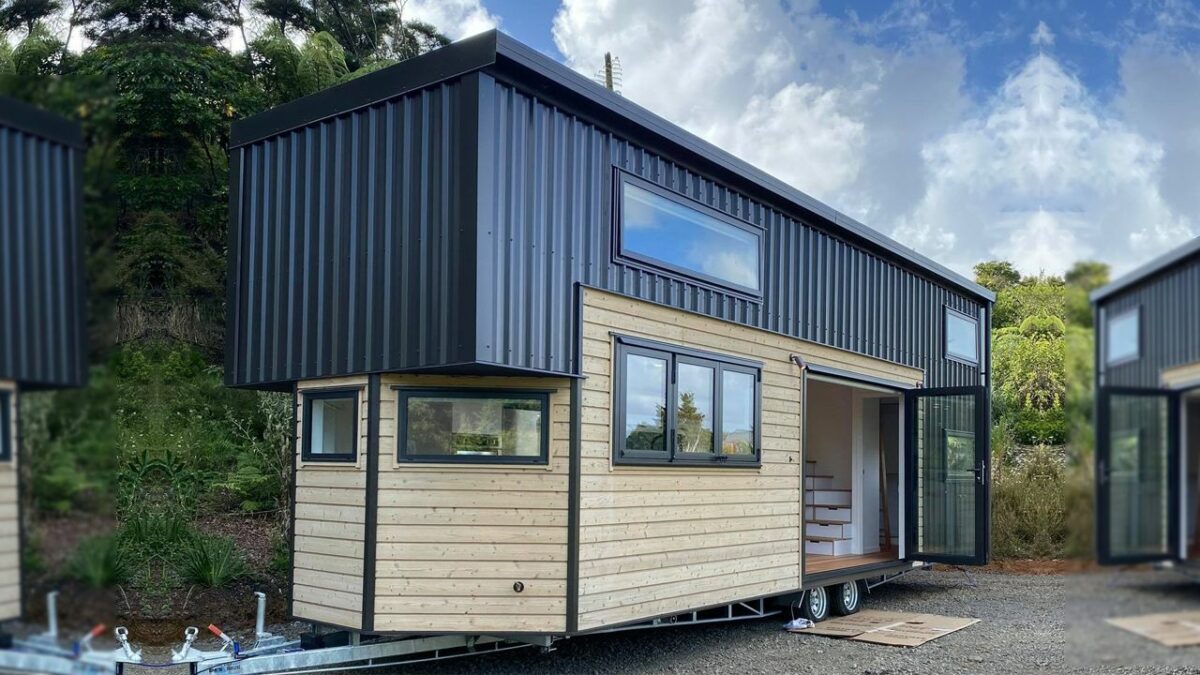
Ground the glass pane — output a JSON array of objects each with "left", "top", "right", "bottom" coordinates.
[
  {"left": 1108, "top": 394, "right": 1170, "bottom": 558},
  {"left": 310, "top": 397, "right": 355, "bottom": 456},
  {"left": 622, "top": 182, "right": 761, "bottom": 292},
  {"left": 916, "top": 394, "right": 977, "bottom": 558},
  {"left": 677, "top": 363, "right": 715, "bottom": 454},
  {"left": 405, "top": 396, "right": 543, "bottom": 457},
  {"left": 721, "top": 370, "right": 755, "bottom": 455},
  {"left": 1107, "top": 310, "right": 1139, "bottom": 364},
  {"left": 623, "top": 354, "right": 668, "bottom": 451},
  {"left": 946, "top": 311, "right": 978, "bottom": 362}
]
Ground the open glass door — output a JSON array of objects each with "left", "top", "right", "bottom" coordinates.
[
  {"left": 1097, "top": 388, "right": 1179, "bottom": 565},
  {"left": 905, "top": 386, "right": 989, "bottom": 565}
]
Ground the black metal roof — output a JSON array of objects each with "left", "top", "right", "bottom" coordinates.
[
  {"left": 1091, "top": 236, "right": 1200, "bottom": 303},
  {"left": 231, "top": 30, "right": 993, "bottom": 304}
]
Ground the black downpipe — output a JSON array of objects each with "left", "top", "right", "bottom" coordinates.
[
  {"left": 287, "top": 386, "right": 298, "bottom": 619},
  {"left": 362, "top": 374, "right": 381, "bottom": 633},
  {"left": 566, "top": 283, "right": 583, "bottom": 633}
]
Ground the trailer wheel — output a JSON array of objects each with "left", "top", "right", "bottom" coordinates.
[
  {"left": 830, "top": 581, "right": 862, "bottom": 616},
  {"left": 798, "top": 586, "right": 830, "bottom": 622}
]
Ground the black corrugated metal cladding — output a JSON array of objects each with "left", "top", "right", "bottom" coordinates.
[
  {"left": 1098, "top": 254, "right": 1200, "bottom": 389},
  {"left": 226, "top": 78, "right": 479, "bottom": 386},
  {"left": 0, "top": 106, "right": 87, "bottom": 389},
  {"left": 475, "top": 76, "right": 984, "bottom": 388},
  {"left": 228, "top": 69, "right": 987, "bottom": 389}
]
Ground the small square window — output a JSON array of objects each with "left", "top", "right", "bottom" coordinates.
[
  {"left": 1107, "top": 308, "right": 1140, "bottom": 365},
  {"left": 0, "top": 391, "right": 11, "bottom": 462},
  {"left": 398, "top": 390, "right": 550, "bottom": 465},
  {"left": 302, "top": 390, "right": 358, "bottom": 462},
  {"left": 945, "top": 307, "right": 979, "bottom": 365}
]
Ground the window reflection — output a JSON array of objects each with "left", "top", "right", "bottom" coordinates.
[{"left": 621, "top": 182, "right": 761, "bottom": 293}]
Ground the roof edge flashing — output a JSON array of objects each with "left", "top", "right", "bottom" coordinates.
[
  {"left": 229, "top": 30, "right": 500, "bottom": 148},
  {"left": 0, "top": 96, "right": 84, "bottom": 148},
  {"left": 1091, "top": 236, "right": 1200, "bottom": 303}
]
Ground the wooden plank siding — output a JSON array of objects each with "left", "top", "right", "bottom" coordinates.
[
  {"left": 373, "top": 375, "right": 571, "bottom": 634},
  {"left": 293, "top": 377, "right": 369, "bottom": 629},
  {"left": 0, "top": 381, "right": 17, "bottom": 620},
  {"left": 576, "top": 288, "right": 920, "bottom": 631}
]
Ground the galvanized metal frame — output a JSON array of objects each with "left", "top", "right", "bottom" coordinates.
[{"left": 392, "top": 387, "right": 553, "bottom": 465}]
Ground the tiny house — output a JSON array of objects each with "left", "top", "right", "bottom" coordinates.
[
  {"left": 226, "top": 31, "right": 995, "bottom": 637},
  {"left": 1091, "top": 237, "right": 1200, "bottom": 566},
  {"left": 0, "top": 97, "right": 88, "bottom": 621}
]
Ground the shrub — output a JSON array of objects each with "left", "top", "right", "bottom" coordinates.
[
  {"left": 70, "top": 536, "right": 126, "bottom": 588},
  {"left": 182, "top": 535, "right": 245, "bottom": 588}
]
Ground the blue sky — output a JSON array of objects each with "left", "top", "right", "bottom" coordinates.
[{"left": 409, "top": 0, "right": 1200, "bottom": 277}]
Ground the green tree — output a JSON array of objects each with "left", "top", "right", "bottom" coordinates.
[{"left": 1063, "top": 260, "right": 1109, "bottom": 328}]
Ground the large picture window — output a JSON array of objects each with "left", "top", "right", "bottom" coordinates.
[
  {"left": 301, "top": 390, "right": 359, "bottom": 462},
  {"left": 944, "top": 307, "right": 979, "bottom": 365},
  {"left": 616, "top": 174, "right": 762, "bottom": 295},
  {"left": 1107, "top": 307, "right": 1140, "bottom": 365},
  {"left": 614, "top": 335, "right": 761, "bottom": 466},
  {"left": 0, "top": 391, "right": 11, "bottom": 462},
  {"left": 397, "top": 389, "right": 550, "bottom": 465}
]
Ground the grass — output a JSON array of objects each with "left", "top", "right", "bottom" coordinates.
[
  {"left": 182, "top": 534, "right": 246, "bottom": 588},
  {"left": 70, "top": 535, "right": 126, "bottom": 588}
]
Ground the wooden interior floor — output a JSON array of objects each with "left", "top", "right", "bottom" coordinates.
[{"left": 806, "top": 550, "right": 899, "bottom": 575}]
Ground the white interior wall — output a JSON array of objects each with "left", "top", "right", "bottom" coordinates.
[
  {"left": 806, "top": 380, "right": 852, "bottom": 482},
  {"left": 855, "top": 393, "right": 881, "bottom": 554}
]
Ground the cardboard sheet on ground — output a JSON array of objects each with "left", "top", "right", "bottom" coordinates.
[
  {"left": 1107, "top": 611, "right": 1200, "bottom": 647},
  {"left": 791, "top": 610, "right": 980, "bottom": 647}
]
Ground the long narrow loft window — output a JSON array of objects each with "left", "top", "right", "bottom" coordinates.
[
  {"left": 1106, "top": 307, "right": 1140, "bottom": 365},
  {"left": 0, "top": 391, "right": 10, "bottom": 462},
  {"left": 301, "top": 390, "right": 359, "bottom": 462},
  {"left": 397, "top": 389, "right": 550, "bottom": 465},
  {"left": 944, "top": 307, "right": 979, "bottom": 366},
  {"left": 616, "top": 174, "right": 762, "bottom": 295},
  {"left": 614, "top": 335, "right": 761, "bottom": 466}
]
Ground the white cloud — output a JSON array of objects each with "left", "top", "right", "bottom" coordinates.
[
  {"left": 402, "top": 0, "right": 500, "bottom": 40},
  {"left": 895, "top": 51, "right": 1192, "bottom": 276}
]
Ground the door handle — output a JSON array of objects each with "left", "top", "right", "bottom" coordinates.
[
  {"left": 1098, "top": 460, "right": 1108, "bottom": 486},
  {"left": 973, "top": 460, "right": 987, "bottom": 485}
]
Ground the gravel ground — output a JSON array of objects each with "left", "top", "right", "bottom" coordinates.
[
  {"left": 13, "top": 567, "right": 1200, "bottom": 674},
  {"left": 390, "top": 567, "right": 1199, "bottom": 675}
]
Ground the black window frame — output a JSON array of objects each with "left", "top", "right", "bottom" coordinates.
[
  {"left": 613, "top": 171, "right": 764, "bottom": 298},
  {"left": 613, "top": 334, "right": 762, "bottom": 467},
  {"left": 395, "top": 388, "right": 552, "bottom": 466},
  {"left": 1106, "top": 306, "right": 1141, "bottom": 367},
  {"left": 301, "top": 389, "right": 360, "bottom": 463},
  {"left": 944, "top": 306, "right": 980, "bottom": 366},
  {"left": 0, "top": 390, "right": 11, "bottom": 462}
]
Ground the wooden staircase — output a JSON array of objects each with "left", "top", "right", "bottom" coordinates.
[{"left": 804, "top": 459, "right": 853, "bottom": 556}]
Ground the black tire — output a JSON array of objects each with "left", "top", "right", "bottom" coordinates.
[
  {"left": 798, "top": 586, "right": 830, "bottom": 622},
  {"left": 830, "top": 580, "right": 863, "bottom": 616}
]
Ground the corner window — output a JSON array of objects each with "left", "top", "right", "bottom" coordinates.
[
  {"left": 617, "top": 174, "right": 762, "bottom": 295},
  {"left": 945, "top": 307, "right": 979, "bottom": 365},
  {"left": 614, "top": 335, "right": 761, "bottom": 466},
  {"left": 301, "top": 390, "right": 358, "bottom": 462},
  {"left": 0, "top": 391, "right": 11, "bottom": 462},
  {"left": 397, "top": 390, "right": 550, "bottom": 465},
  {"left": 1107, "top": 307, "right": 1140, "bottom": 365}
]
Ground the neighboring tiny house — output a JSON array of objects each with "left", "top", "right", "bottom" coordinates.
[
  {"left": 0, "top": 97, "right": 88, "bottom": 621},
  {"left": 226, "top": 31, "right": 995, "bottom": 637},
  {"left": 1091, "top": 237, "right": 1200, "bottom": 566}
]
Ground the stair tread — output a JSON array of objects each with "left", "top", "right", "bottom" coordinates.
[
  {"left": 807, "top": 474, "right": 834, "bottom": 478},
  {"left": 807, "top": 519, "right": 852, "bottom": 525},
  {"left": 805, "top": 487, "right": 851, "bottom": 492},
  {"left": 805, "top": 535, "right": 851, "bottom": 542},
  {"left": 808, "top": 502, "right": 852, "bottom": 508}
]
